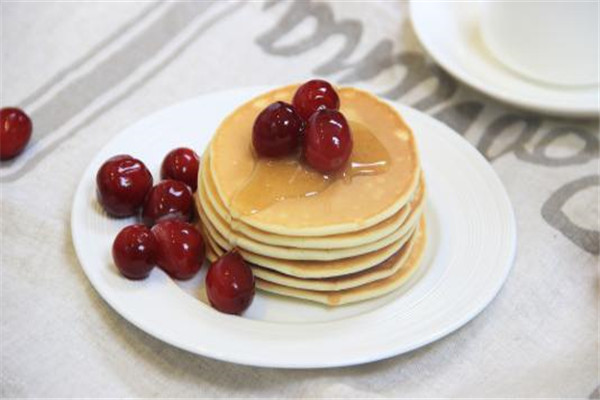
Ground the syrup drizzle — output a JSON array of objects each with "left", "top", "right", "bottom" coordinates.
[{"left": 230, "top": 121, "right": 390, "bottom": 216}]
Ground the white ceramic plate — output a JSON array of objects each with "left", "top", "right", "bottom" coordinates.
[
  {"left": 409, "top": 1, "right": 599, "bottom": 118},
  {"left": 71, "top": 86, "right": 516, "bottom": 368}
]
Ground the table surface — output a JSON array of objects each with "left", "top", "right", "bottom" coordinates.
[{"left": 1, "top": 1, "right": 598, "bottom": 398}]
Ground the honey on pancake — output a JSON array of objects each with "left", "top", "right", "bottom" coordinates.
[
  {"left": 230, "top": 121, "right": 391, "bottom": 216},
  {"left": 341, "top": 121, "right": 390, "bottom": 181}
]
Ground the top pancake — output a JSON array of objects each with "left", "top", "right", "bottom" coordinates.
[{"left": 208, "top": 85, "right": 421, "bottom": 236}]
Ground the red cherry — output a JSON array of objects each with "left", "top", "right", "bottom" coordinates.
[
  {"left": 142, "top": 179, "right": 193, "bottom": 226},
  {"left": 96, "top": 155, "right": 153, "bottom": 217},
  {"left": 304, "top": 109, "right": 353, "bottom": 174},
  {"left": 160, "top": 147, "right": 200, "bottom": 192},
  {"left": 152, "top": 219, "right": 205, "bottom": 280},
  {"left": 292, "top": 79, "right": 340, "bottom": 121},
  {"left": 112, "top": 224, "right": 157, "bottom": 280},
  {"left": 0, "top": 107, "right": 32, "bottom": 160},
  {"left": 252, "top": 101, "right": 304, "bottom": 157},
  {"left": 206, "top": 250, "right": 255, "bottom": 315}
]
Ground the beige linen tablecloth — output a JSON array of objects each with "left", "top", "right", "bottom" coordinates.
[{"left": 1, "top": 1, "right": 598, "bottom": 398}]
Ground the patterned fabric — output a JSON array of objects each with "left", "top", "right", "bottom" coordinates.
[{"left": 1, "top": 1, "right": 597, "bottom": 397}]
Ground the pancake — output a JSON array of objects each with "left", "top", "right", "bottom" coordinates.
[
  {"left": 197, "top": 194, "right": 420, "bottom": 275},
  {"left": 204, "top": 226, "right": 223, "bottom": 262},
  {"left": 207, "top": 85, "right": 421, "bottom": 236},
  {"left": 202, "top": 222, "right": 418, "bottom": 291},
  {"left": 199, "top": 154, "right": 419, "bottom": 249},
  {"left": 197, "top": 184, "right": 424, "bottom": 261},
  {"left": 199, "top": 84, "right": 427, "bottom": 307},
  {"left": 197, "top": 161, "right": 425, "bottom": 258},
  {"left": 252, "top": 230, "right": 417, "bottom": 291},
  {"left": 255, "top": 217, "right": 427, "bottom": 306},
  {"left": 205, "top": 235, "right": 219, "bottom": 261}
]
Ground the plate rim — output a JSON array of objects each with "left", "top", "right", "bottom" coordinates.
[
  {"left": 71, "top": 86, "right": 517, "bottom": 368},
  {"left": 409, "top": 0, "right": 599, "bottom": 118}
]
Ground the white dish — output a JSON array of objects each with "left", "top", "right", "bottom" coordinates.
[
  {"left": 71, "top": 86, "right": 516, "bottom": 368},
  {"left": 409, "top": 1, "right": 599, "bottom": 118},
  {"left": 479, "top": 1, "right": 599, "bottom": 87}
]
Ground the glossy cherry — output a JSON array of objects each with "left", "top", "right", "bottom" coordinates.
[
  {"left": 142, "top": 179, "right": 193, "bottom": 226},
  {"left": 96, "top": 155, "right": 153, "bottom": 217},
  {"left": 252, "top": 101, "right": 304, "bottom": 157},
  {"left": 112, "top": 224, "right": 157, "bottom": 280},
  {"left": 206, "top": 250, "right": 255, "bottom": 315},
  {"left": 304, "top": 109, "right": 353, "bottom": 174},
  {"left": 292, "top": 79, "right": 340, "bottom": 121},
  {"left": 160, "top": 147, "right": 200, "bottom": 192},
  {"left": 0, "top": 107, "right": 32, "bottom": 160},
  {"left": 151, "top": 219, "right": 205, "bottom": 280}
]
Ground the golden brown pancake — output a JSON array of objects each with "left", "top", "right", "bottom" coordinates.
[
  {"left": 202, "top": 221, "right": 418, "bottom": 291},
  {"left": 198, "top": 154, "right": 420, "bottom": 249},
  {"left": 198, "top": 84, "right": 427, "bottom": 306},
  {"left": 197, "top": 168, "right": 425, "bottom": 261},
  {"left": 255, "top": 217, "right": 427, "bottom": 306},
  {"left": 197, "top": 191, "right": 420, "bottom": 274},
  {"left": 207, "top": 85, "right": 421, "bottom": 236},
  {"left": 198, "top": 191, "right": 422, "bottom": 262}
]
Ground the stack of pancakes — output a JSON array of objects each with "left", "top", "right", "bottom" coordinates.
[{"left": 196, "top": 85, "right": 426, "bottom": 306}]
